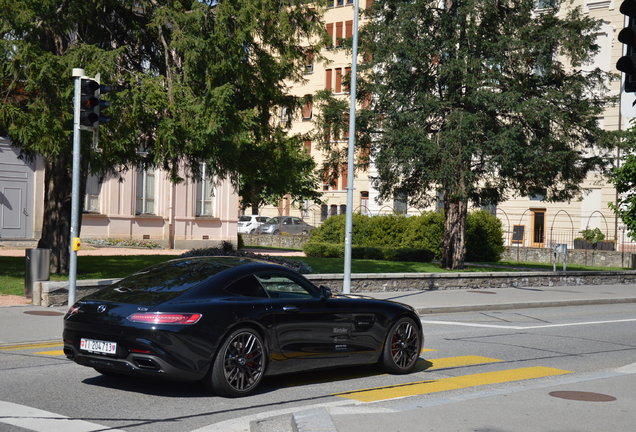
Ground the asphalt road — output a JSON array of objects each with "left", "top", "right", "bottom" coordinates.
[{"left": 1, "top": 303, "right": 635, "bottom": 432}]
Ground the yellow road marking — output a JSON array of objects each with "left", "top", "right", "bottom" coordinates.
[
  {"left": 336, "top": 366, "right": 571, "bottom": 402},
  {"left": 0, "top": 341, "right": 62, "bottom": 351},
  {"left": 34, "top": 350, "right": 65, "bottom": 356},
  {"left": 421, "top": 348, "right": 436, "bottom": 353},
  {"left": 427, "top": 355, "right": 502, "bottom": 370}
]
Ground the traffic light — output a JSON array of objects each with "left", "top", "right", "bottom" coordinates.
[
  {"left": 80, "top": 78, "right": 99, "bottom": 127},
  {"left": 617, "top": 0, "right": 636, "bottom": 92},
  {"left": 79, "top": 77, "right": 110, "bottom": 128}
]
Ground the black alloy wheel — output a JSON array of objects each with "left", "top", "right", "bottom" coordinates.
[
  {"left": 382, "top": 317, "right": 421, "bottom": 374},
  {"left": 208, "top": 328, "right": 266, "bottom": 397}
]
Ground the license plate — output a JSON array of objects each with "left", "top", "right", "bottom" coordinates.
[{"left": 80, "top": 338, "right": 117, "bottom": 355}]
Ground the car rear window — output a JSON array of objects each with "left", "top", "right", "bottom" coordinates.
[
  {"left": 239, "top": 216, "right": 252, "bottom": 222},
  {"left": 87, "top": 259, "right": 230, "bottom": 305}
]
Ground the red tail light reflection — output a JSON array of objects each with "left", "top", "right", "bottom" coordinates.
[{"left": 127, "top": 312, "right": 202, "bottom": 325}]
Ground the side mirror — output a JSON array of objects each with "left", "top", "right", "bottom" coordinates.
[{"left": 319, "top": 285, "right": 332, "bottom": 300}]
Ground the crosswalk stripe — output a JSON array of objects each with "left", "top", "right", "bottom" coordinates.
[
  {"left": 0, "top": 342, "right": 62, "bottom": 351},
  {"left": 33, "top": 350, "right": 65, "bottom": 356},
  {"left": 336, "top": 366, "right": 571, "bottom": 402},
  {"left": 427, "top": 355, "right": 502, "bottom": 370},
  {"left": 0, "top": 401, "right": 127, "bottom": 432}
]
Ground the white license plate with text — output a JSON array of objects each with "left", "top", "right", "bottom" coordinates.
[{"left": 80, "top": 338, "right": 117, "bottom": 355}]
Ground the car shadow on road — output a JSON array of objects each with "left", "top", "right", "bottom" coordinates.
[
  {"left": 81, "top": 356, "right": 433, "bottom": 397},
  {"left": 267, "top": 357, "right": 434, "bottom": 388},
  {"left": 82, "top": 374, "right": 211, "bottom": 398}
]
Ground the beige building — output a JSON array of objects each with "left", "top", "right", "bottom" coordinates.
[
  {"left": 1, "top": 135, "right": 239, "bottom": 248},
  {"left": 81, "top": 165, "right": 238, "bottom": 249}
]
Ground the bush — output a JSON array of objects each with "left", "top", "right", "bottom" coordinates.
[
  {"left": 362, "top": 214, "right": 410, "bottom": 248},
  {"left": 403, "top": 212, "right": 444, "bottom": 258},
  {"left": 304, "top": 213, "right": 437, "bottom": 262},
  {"left": 351, "top": 246, "right": 384, "bottom": 260},
  {"left": 303, "top": 242, "right": 344, "bottom": 258},
  {"left": 465, "top": 210, "right": 504, "bottom": 262},
  {"left": 382, "top": 247, "right": 435, "bottom": 263},
  {"left": 305, "top": 210, "right": 501, "bottom": 263}
]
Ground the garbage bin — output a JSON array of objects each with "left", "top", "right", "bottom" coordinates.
[{"left": 25, "top": 248, "right": 50, "bottom": 299}]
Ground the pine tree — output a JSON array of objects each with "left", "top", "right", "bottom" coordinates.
[{"left": 358, "top": 0, "right": 616, "bottom": 268}]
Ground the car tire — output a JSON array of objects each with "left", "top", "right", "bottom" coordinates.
[
  {"left": 381, "top": 317, "right": 421, "bottom": 374},
  {"left": 250, "top": 228, "right": 256, "bottom": 234},
  {"left": 207, "top": 328, "right": 266, "bottom": 397},
  {"left": 273, "top": 230, "right": 280, "bottom": 235}
]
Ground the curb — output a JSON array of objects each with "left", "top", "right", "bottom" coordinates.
[{"left": 292, "top": 407, "right": 338, "bottom": 432}]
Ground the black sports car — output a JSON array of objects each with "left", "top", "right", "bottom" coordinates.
[{"left": 63, "top": 256, "right": 423, "bottom": 397}]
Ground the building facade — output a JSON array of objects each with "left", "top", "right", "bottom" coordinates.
[{"left": 0, "top": 137, "right": 239, "bottom": 248}]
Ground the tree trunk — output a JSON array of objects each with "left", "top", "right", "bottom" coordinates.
[
  {"left": 37, "top": 156, "right": 73, "bottom": 274},
  {"left": 441, "top": 197, "right": 468, "bottom": 269}
]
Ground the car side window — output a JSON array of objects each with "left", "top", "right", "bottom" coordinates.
[
  {"left": 255, "top": 273, "right": 317, "bottom": 299},
  {"left": 225, "top": 275, "right": 267, "bottom": 298}
]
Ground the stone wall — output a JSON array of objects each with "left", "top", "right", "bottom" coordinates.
[
  {"left": 241, "top": 234, "right": 309, "bottom": 250},
  {"left": 306, "top": 271, "right": 636, "bottom": 292},
  {"left": 503, "top": 246, "right": 636, "bottom": 269}
]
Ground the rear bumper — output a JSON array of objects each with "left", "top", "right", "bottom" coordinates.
[
  {"left": 62, "top": 322, "right": 214, "bottom": 382},
  {"left": 63, "top": 343, "right": 206, "bottom": 381}
]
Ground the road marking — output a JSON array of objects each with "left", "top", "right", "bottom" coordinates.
[
  {"left": 34, "top": 350, "right": 65, "bottom": 356},
  {"left": 427, "top": 355, "right": 502, "bottom": 370},
  {"left": 0, "top": 341, "right": 62, "bottom": 351},
  {"left": 336, "top": 366, "right": 571, "bottom": 402},
  {"left": 421, "top": 318, "right": 636, "bottom": 330},
  {"left": 0, "top": 401, "right": 126, "bottom": 432}
]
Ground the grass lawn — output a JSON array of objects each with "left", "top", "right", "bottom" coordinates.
[
  {"left": 296, "top": 257, "right": 499, "bottom": 274},
  {"left": 0, "top": 253, "right": 626, "bottom": 297},
  {"left": 0, "top": 255, "right": 180, "bottom": 297}
]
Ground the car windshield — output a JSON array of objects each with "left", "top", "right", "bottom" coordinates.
[
  {"left": 265, "top": 217, "right": 281, "bottom": 224},
  {"left": 239, "top": 216, "right": 252, "bottom": 222}
]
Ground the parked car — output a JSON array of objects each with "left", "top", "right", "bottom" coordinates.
[
  {"left": 237, "top": 215, "right": 268, "bottom": 234},
  {"left": 256, "top": 216, "right": 314, "bottom": 235},
  {"left": 62, "top": 256, "right": 423, "bottom": 397}
]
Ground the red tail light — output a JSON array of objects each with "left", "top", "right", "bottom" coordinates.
[
  {"left": 127, "top": 312, "right": 202, "bottom": 325},
  {"left": 66, "top": 305, "right": 80, "bottom": 317}
]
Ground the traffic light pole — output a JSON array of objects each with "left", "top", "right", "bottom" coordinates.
[{"left": 68, "top": 68, "right": 85, "bottom": 306}]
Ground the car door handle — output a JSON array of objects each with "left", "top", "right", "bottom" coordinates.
[{"left": 282, "top": 305, "right": 299, "bottom": 312}]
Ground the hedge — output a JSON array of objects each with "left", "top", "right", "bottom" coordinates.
[
  {"left": 303, "top": 242, "right": 434, "bottom": 262},
  {"left": 303, "top": 210, "right": 503, "bottom": 262}
]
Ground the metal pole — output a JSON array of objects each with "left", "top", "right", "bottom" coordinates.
[
  {"left": 343, "top": 0, "right": 360, "bottom": 294},
  {"left": 68, "top": 68, "right": 84, "bottom": 306}
]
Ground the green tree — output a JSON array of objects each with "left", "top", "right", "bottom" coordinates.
[
  {"left": 610, "top": 154, "right": 636, "bottom": 240},
  {"left": 238, "top": 131, "right": 323, "bottom": 215},
  {"left": 354, "top": 0, "right": 616, "bottom": 269},
  {"left": 0, "top": 0, "right": 325, "bottom": 273}
]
